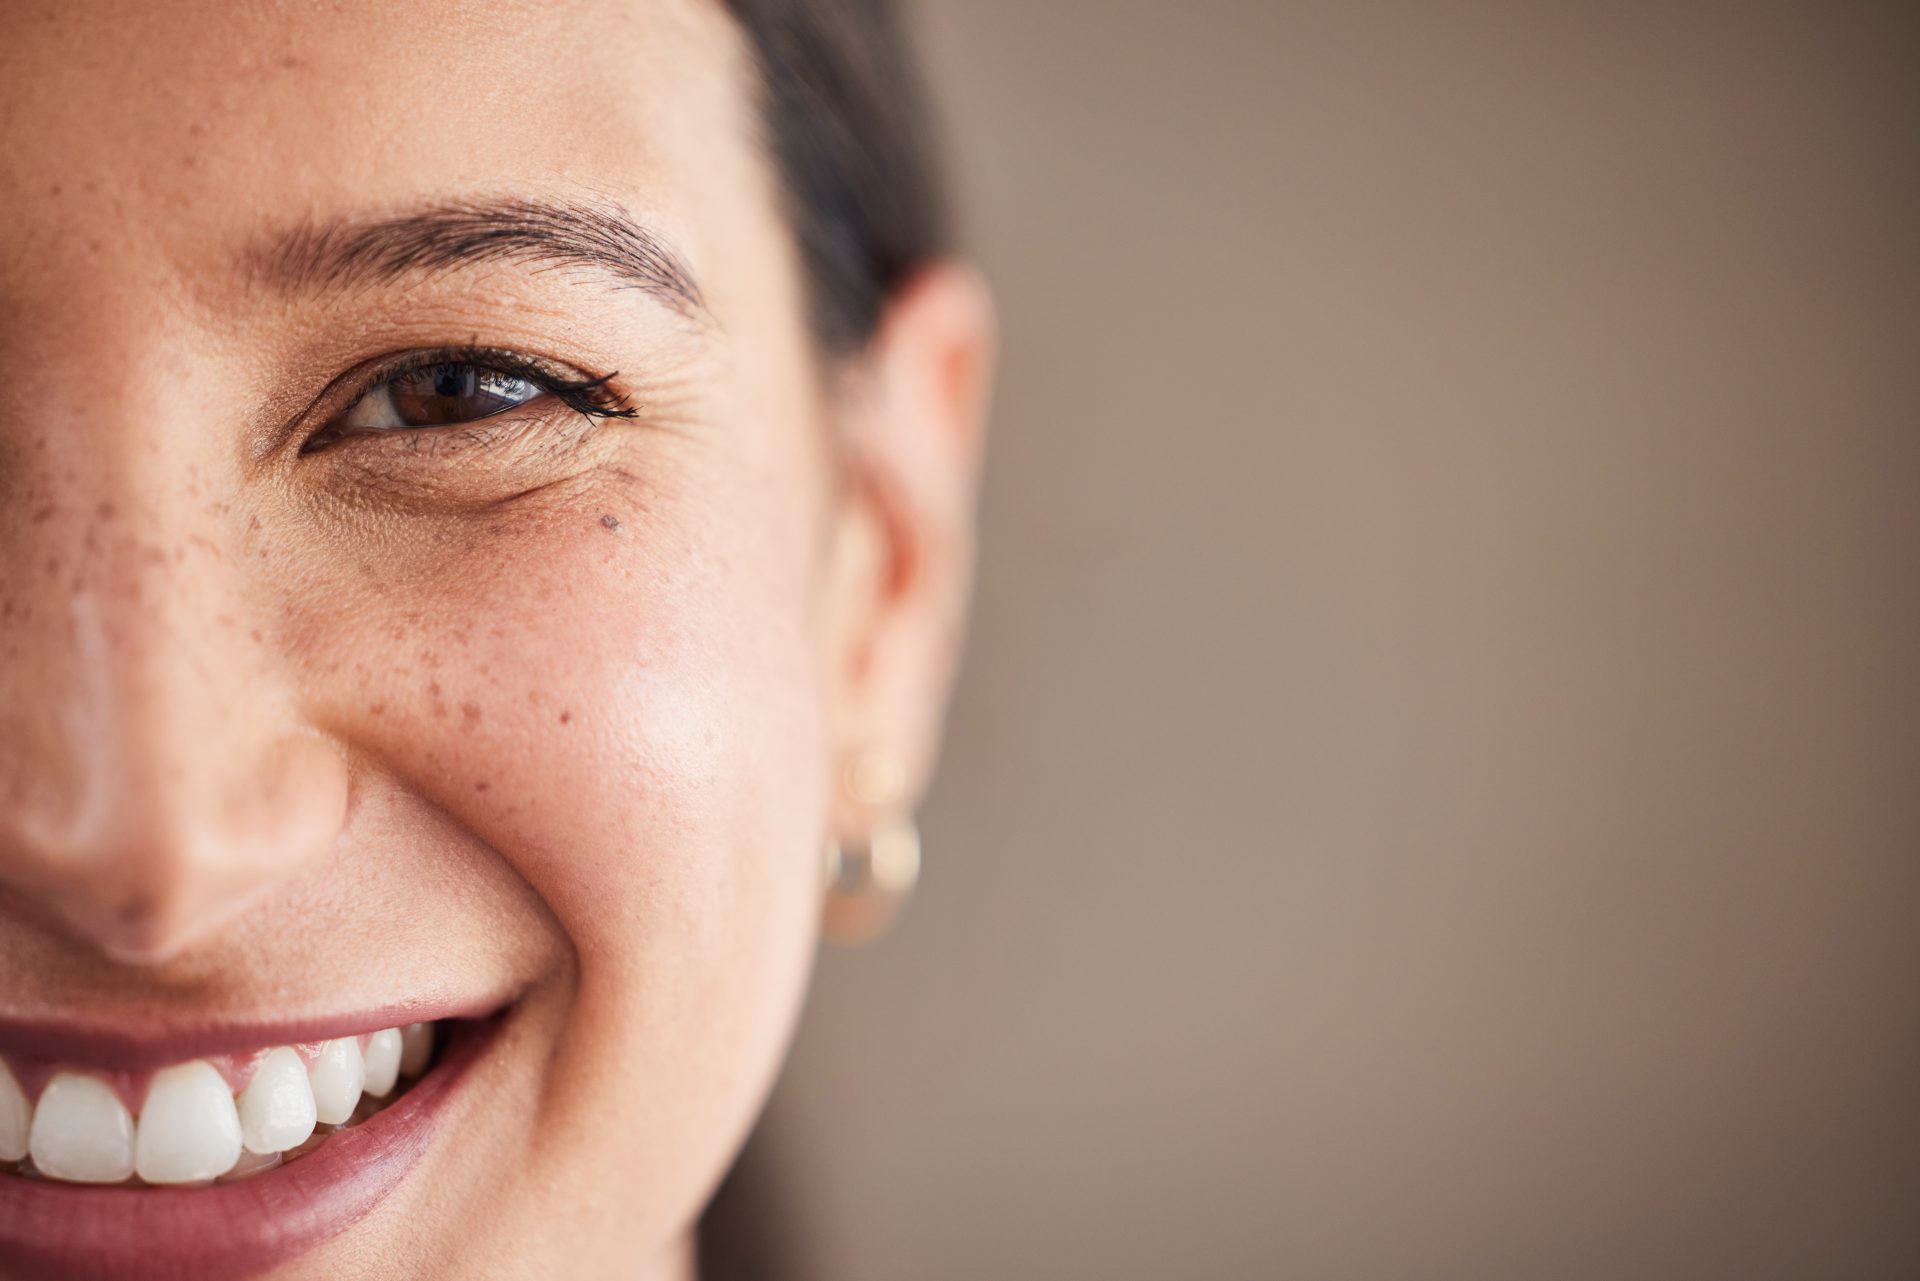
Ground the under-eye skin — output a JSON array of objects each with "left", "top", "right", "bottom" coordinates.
[{"left": 300, "top": 346, "right": 637, "bottom": 455}]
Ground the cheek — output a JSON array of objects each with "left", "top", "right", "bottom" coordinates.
[{"left": 287, "top": 450, "right": 829, "bottom": 1114}]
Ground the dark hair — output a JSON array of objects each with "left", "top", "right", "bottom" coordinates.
[{"left": 729, "top": 0, "right": 948, "bottom": 352}]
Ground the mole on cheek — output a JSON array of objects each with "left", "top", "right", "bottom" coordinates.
[{"left": 600, "top": 514, "right": 621, "bottom": 532}]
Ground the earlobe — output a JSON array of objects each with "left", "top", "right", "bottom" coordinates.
[{"left": 820, "top": 260, "right": 996, "bottom": 833}]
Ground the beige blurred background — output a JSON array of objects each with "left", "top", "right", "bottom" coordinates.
[{"left": 743, "top": 3, "right": 1920, "bottom": 1277}]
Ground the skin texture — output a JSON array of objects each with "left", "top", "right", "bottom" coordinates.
[{"left": 0, "top": 1, "right": 992, "bottom": 1278}]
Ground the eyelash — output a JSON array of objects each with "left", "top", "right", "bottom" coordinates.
[{"left": 301, "top": 345, "right": 638, "bottom": 454}]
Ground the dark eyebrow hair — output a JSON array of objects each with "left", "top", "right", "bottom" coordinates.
[{"left": 247, "top": 196, "right": 709, "bottom": 320}]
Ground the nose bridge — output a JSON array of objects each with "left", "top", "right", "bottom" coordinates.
[{"left": 0, "top": 403, "right": 347, "bottom": 960}]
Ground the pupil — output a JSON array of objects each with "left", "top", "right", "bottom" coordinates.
[{"left": 432, "top": 366, "right": 475, "bottom": 398}]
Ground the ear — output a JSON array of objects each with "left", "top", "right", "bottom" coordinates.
[{"left": 819, "top": 261, "right": 995, "bottom": 832}]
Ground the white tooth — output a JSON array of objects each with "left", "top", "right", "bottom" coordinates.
[
  {"left": 398, "top": 1023, "right": 434, "bottom": 1078},
  {"left": 134, "top": 1061, "right": 242, "bottom": 1185},
  {"left": 362, "top": 1029, "right": 403, "bottom": 1098},
  {"left": 0, "top": 1059, "right": 30, "bottom": 1161},
  {"left": 27, "top": 1072, "right": 134, "bottom": 1183},
  {"left": 307, "top": 1038, "right": 365, "bottom": 1125},
  {"left": 237, "top": 1048, "right": 317, "bottom": 1155}
]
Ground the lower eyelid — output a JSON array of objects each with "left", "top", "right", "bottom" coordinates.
[{"left": 332, "top": 394, "right": 603, "bottom": 463}]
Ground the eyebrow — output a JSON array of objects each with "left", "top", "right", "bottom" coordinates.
[{"left": 246, "top": 196, "right": 709, "bottom": 320}]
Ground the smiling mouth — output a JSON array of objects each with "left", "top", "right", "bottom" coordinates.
[
  {"left": 0, "top": 1021, "right": 443, "bottom": 1186},
  {"left": 0, "top": 1006, "right": 507, "bottom": 1281}
]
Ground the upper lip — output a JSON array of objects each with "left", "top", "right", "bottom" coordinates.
[{"left": 0, "top": 996, "right": 504, "bottom": 1072}]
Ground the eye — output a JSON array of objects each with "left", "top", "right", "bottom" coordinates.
[
  {"left": 339, "top": 362, "right": 543, "bottom": 432},
  {"left": 302, "top": 350, "right": 636, "bottom": 453}
]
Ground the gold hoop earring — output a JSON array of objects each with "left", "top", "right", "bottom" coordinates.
[{"left": 822, "top": 754, "right": 921, "bottom": 947}]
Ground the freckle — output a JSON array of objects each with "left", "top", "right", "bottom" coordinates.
[
  {"left": 31, "top": 505, "right": 54, "bottom": 525},
  {"left": 429, "top": 681, "right": 442, "bottom": 698},
  {"left": 601, "top": 514, "right": 621, "bottom": 531},
  {"left": 48, "top": 183, "right": 62, "bottom": 197},
  {"left": 475, "top": 781, "right": 490, "bottom": 792},
  {"left": 250, "top": 628, "right": 262, "bottom": 643},
  {"left": 559, "top": 710, "right": 573, "bottom": 725},
  {"left": 461, "top": 702, "right": 482, "bottom": 725},
  {"left": 370, "top": 702, "right": 387, "bottom": 716},
  {"left": 44, "top": 557, "right": 59, "bottom": 575},
  {"left": 248, "top": 514, "right": 261, "bottom": 530}
]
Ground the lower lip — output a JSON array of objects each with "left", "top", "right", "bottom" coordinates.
[{"left": 0, "top": 1014, "right": 501, "bottom": 1281}]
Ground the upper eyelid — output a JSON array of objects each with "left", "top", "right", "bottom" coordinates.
[{"left": 347, "top": 347, "right": 574, "bottom": 398}]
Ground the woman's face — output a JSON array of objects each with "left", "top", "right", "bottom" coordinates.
[{"left": 0, "top": 2, "right": 986, "bottom": 1278}]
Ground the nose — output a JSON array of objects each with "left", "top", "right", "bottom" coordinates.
[{"left": 0, "top": 454, "right": 348, "bottom": 964}]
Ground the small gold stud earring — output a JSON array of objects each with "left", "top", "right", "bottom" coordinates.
[{"left": 822, "top": 752, "right": 921, "bottom": 947}]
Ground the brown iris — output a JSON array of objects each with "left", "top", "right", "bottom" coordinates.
[{"left": 381, "top": 364, "right": 539, "bottom": 428}]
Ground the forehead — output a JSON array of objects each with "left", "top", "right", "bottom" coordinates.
[{"left": 0, "top": 0, "right": 754, "bottom": 309}]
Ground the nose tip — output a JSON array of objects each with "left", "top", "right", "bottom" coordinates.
[
  {"left": 0, "top": 555, "right": 350, "bottom": 963},
  {"left": 5, "top": 730, "right": 350, "bottom": 963}
]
